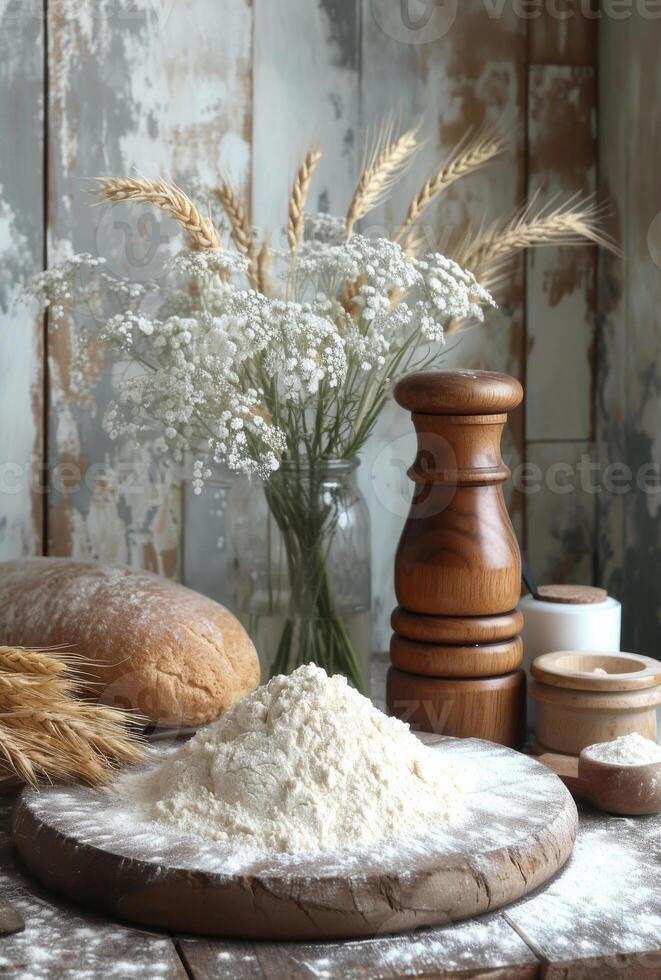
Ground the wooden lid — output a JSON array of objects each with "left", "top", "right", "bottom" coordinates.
[
  {"left": 394, "top": 370, "right": 523, "bottom": 416},
  {"left": 535, "top": 585, "right": 608, "bottom": 605}
]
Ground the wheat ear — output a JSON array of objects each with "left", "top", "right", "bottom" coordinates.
[
  {"left": 288, "top": 149, "right": 322, "bottom": 253},
  {"left": 444, "top": 195, "right": 618, "bottom": 336},
  {"left": 256, "top": 240, "right": 272, "bottom": 295},
  {"left": 95, "top": 177, "right": 220, "bottom": 250},
  {"left": 456, "top": 194, "right": 618, "bottom": 290},
  {"left": 215, "top": 183, "right": 261, "bottom": 290},
  {"left": 0, "top": 646, "right": 69, "bottom": 675},
  {"left": 345, "top": 121, "right": 420, "bottom": 239},
  {"left": 0, "top": 646, "right": 144, "bottom": 787},
  {"left": 396, "top": 125, "right": 506, "bottom": 249}
]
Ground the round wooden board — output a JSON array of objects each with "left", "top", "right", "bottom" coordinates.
[{"left": 12, "top": 737, "right": 577, "bottom": 942}]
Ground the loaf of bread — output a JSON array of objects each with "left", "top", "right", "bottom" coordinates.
[{"left": 0, "top": 558, "right": 260, "bottom": 727}]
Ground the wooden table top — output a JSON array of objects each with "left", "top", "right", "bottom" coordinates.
[{"left": 1, "top": 655, "right": 660, "bottom": 979}]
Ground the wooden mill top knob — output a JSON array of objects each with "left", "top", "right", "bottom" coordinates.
[
  {"left": 392, "top": 367, "right": 523, "bottom": 616},
  {"left": 395, "top": 370, "right": 523, "bottom": 417}
]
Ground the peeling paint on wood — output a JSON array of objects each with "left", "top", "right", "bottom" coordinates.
[
  {"left": 46, "top": 0, "right": 253, "bottom": 578},
  {"left": 251, "top": 0, "right": 360, "bottom": 232},
  {"left": 359, "top": 0, "right": 527, "bottom": 648},
  {"left": 528, "top": 1, "right": 598, "bottom": 66},
  {"left": 0, "top": 0, "right": 622, "bottom": 647},
  {"left": 525, "top": 64, "right": 597, "bottom": 589},
  {"left": 0, "top": 1, "right": 44, "bottom": 561},
  {"left": 526, "top": 65, "right": 596, "bottom": 442},
  {"left": 526, "top": 441, "right": 596, "bottom": 586},
  {"left": 620, "top": 73, "right": 661, "bottom": 644},
  {"left": 595, "top": 22, "right": 627, "bottom": 615},
  {"left": 597, "top": 17, "right": 661, "bottom": 654}
]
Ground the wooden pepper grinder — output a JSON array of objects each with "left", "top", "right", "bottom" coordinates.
[{"left": 387, "top": 369, "right": 526, "bottom": 748}]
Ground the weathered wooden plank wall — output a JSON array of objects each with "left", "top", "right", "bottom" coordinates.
[
  {"left": 46, "top": 0, "right": 252, "bottom": 581},
  {"left": 525, "top": 58, "right": 597, "bottom": 587},
  {"left": 597, "top": 14, "right": 661, "bottom": 656},
  {"left": 528, "top": 4, "right": 597, "bottom": 65},
  {"left": 0, "top": 0, "right": 44, "bottom": 561},
  {"left": 1, "top": 0, "right": 612, "bottom": 650},
  {"left": 360, "top": 1, "right": 526, "bottom": 648}
]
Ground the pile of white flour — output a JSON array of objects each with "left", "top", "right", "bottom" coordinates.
[
  {"left": 583, "top": 732, "right": 661, "bottom": 766},
  {"left": 131, "top": 664, "right": 464, "bottom": 855}
]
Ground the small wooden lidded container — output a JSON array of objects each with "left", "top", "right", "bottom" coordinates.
[
  {"left": 519, "top": 584, "right": 622, "bottom": 730},
  {"left": 387, "top": 369, "right": 526, "bottom": 748},
  {"left": 530, "top": 650, "right": 661, "bottom": 756}
]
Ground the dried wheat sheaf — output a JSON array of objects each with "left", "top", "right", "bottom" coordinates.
[
  {"left": 94, "top": 117, "right": 617, "bottom": 329},
  {"left": 0, "top": 646, "right": 144, "bottom": 788}
]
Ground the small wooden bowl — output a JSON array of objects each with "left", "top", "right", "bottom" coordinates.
[
  {"left": 536, "top": 749, "right": 661, "bottom": 815},
  {"left": 578, "top": 753, "right": 661, "bottom": 816},
  {"left": 530, "top": 650, "right": 661, "bottom": 756}
]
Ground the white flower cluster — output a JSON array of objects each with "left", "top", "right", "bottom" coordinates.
[
  {"left": 30, "top": 218, "right": 495, "bottom": 484},
  {"left": 101, "top": 273, "right": 148, "bottom": 305},
  {"left": 413, "top": 253, "right": 494, "bottom": 340},
  {"left": 102, "top": 307, "right": 287, "bottom": 482},
  {"left": 294, "top": 234, "right": 420, "bottom": 297},
  {"left": 303, "top": 212, "right": 345, "bottom": 244},
  {"left": 100, "top": 287, "right": 349, "bottom": 481},
  {"left": 31, "top": 253, "right": 106, "bottom": 321},
  {"left": 168, "top": 248, "right": 248, "bottom": 281},
  {"left": 260, "top": 300, "right": 347, "bottom": 396}
]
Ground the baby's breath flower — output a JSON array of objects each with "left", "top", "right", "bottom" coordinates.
[
  {"left": 168, "top": 248, "right": 248, "bottom": 281},
  {"left": 303, "top": 212, "right": 345, "bottom": 244},
  {"left": 28, "top": 217, "right": 495, "bottom": 485},
  {"left": 30, "top": 253, "right": 106, "bottom": 322}
]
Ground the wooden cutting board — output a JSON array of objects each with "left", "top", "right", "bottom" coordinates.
[{"left": 12, "top": 737, "right": 577, "bottom": 941}]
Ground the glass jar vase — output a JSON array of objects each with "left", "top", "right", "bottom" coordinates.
[{"left": 227, "top": 457, "right": 371, "bottom": 692}]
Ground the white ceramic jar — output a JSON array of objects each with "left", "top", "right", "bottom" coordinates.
[{"left": 519, "top": 585, "right": 622, "bottom": 730}]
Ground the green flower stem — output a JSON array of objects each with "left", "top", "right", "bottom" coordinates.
[{"left": 263, "top": 466, "right": 367, "bottom": 693}]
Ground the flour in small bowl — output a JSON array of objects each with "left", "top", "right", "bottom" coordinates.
[
  {"left": 131, "top": 664, "right": 465, "bottom": 855},
  {"left": 583, "top": 732, "right": 661, "bottom": 766}
]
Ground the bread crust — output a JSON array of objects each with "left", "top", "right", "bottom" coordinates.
[{"left": 0, "top": 558, "right": 260, "bottom": 726}]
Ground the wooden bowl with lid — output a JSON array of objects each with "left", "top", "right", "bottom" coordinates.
[{"left": 530, "top": 650, "right": 661, "bottom": 756}]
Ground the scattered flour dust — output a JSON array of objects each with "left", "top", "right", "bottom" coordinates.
[
  {"left": 583, "top": 732, "right": 661, "bottom": 766},
  {"left": 131, "top": 664, "right": 465, "bottom": 855}
]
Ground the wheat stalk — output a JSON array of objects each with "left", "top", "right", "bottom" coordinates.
[
  {"left": 0, "top": 726, "right": 37, "bottom": 786},
  {"left": 396, "top": 125, "right": 506, "bottom": 249},
  {"left": 0, "top": 646, "right": 144, "bottom": 788},
  {"left": 444, "top": 194, "right": 618, "bottom": 336},
  {"left": 345, "top": 121, "right": 420, "bottom": 239},
  {"left": 256, "top": 239, "right": 272, "bottom": 295},
  {"left": 0, "top": 646, "right": 69, "bottom": 675},
  {"left": 288, "top": 149, "right": 322, "bottom": 253},
  {"left": 95, "top": 177, "right": 220, "bottom": 250},
  {"left": 215, "top": 183, "right": 261, "bottom": 290},
  {"left": 402, "top": 225, "right": 434, "bottom": 258},
  {"left": 457, "top": 194, "right": 617, "bottom": 287},
  {"left": 215, "top": 183, "right": 254, "bottom": 257}
]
